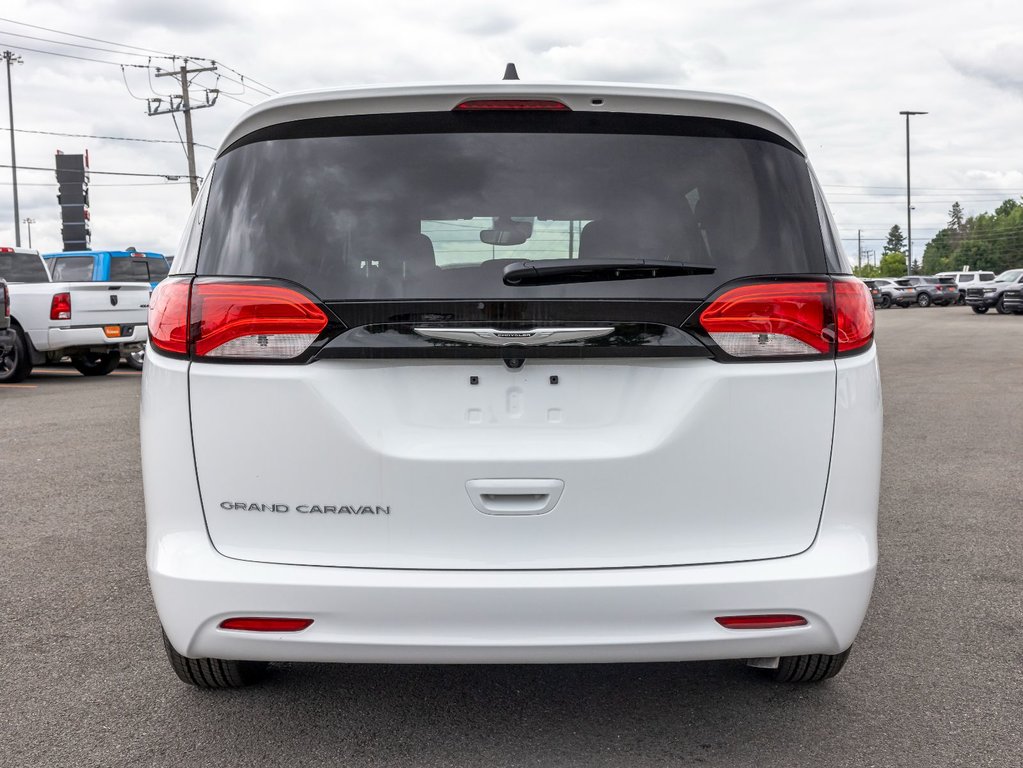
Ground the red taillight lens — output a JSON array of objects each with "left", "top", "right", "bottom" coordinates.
[
  {"left": 148, "top": 278, "right": 191, "bottom": 355},
  {"left": 218, "top": 617, "right": 313, "bottom": 632},
  {"left": 715, "top": 614, "right": 808, "bottom": 630},
  {"left": 698, "top": 279, "right": 875, "bottom": 359},
  {"left": 699, "top": 282, "right": 831, "bottom": 357},
  {"left": 833, "top": 278, "right": 874, "bottom": 354},
  {"left": 454, "top": 99, "right": 570, "bottom": 111},
  {"left": 50, "top": 292, "right": 72, "bottom": 321},
  {"left": 191, "top": 281, "right": 328, "bottom": 358}
]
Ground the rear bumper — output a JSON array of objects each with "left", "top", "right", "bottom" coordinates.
[
  {"left": 144, "top": 348, "right": 882, "bottom": 665},
  {"left": 47, "top": 325, "right": 147, "bottom": 350},
  {"left": 151, "top": 526, "right": 876, "bottom": 664}
]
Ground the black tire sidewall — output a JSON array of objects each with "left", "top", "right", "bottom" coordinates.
[
  {"left": 71, "top": 350, "right": 121, "bottom": 376},
  {"left": 0, "top": 326, "right": 33, "bottom": 383}
]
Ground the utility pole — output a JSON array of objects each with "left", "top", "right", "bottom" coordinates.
[
  {"left": 900, "top": 110, "right": 927, "bottom": 276},
  {"left": 23, "top": 216, "right": 34, "bottom": 248},
  {"left": 149, "top": 59, "right": 218, "bottom": 202},
  {"left": 857, "top": 229, "right": 862, "bottom": 269},
  {"left": 4, "top": 50, "right": 23, "bottom": 246}
]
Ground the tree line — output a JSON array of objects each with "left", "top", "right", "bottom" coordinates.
[{"left": 852, "top": 198, "right": 1022, "bottom": 277}]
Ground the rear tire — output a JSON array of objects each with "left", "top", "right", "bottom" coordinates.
[
  {"left": 972, "top": 306, "right": 989, "bottom": 314},
  {"left": 124, "top": 345, "right": 145, "bottom": 370},
  {"left": 70, "top": 350, "right": 121, "bottom": 376},
  {"left": 0, "top": 326, "right": 33, "bottom": 383},
  {"left": 768, "top": 647, "right": 852, "bottom": 683},
  {"left": 162, "top": 631, "right": 269, "bottom": 689},
  {"left": 917, "top": 293, "right": 931, "bottom": 307},
  {"left": 880, "top": 295, "right": 892, "bottom": 309}
]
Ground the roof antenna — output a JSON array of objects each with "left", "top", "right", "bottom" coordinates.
[{"left": 503, "top": 62, "right": 519, "bottom": 81}]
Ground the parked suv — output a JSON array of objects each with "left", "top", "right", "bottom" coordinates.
[
  {"left": 893, "top": 276, "right": 958, "bottom": 307},
  {"left": 143, "top": 81, "right": 881, "bottom": 689},
  {"left": 964, "top": 269, "right": 1023, "bottom": 314},
  {"left": 862, "top": 278, "right": 899, "bottom": 308},
  {"left": 935, "top": 270, "right": 996, "bottom": 304}
]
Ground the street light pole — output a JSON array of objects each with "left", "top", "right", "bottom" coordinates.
[
  {"left": 23, "top": 217, "right": 34, "bottom": 248},
  {"left": 3, "top": 50, "right": 23, "bottom": 247},
  {"left": 900, "top": 110, "right": 927, "bottom": 275}
]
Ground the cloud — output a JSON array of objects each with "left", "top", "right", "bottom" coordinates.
[
  {"left": 946, "top": 41, "right": 1023, "bottom": 97},
  {"left": 538, "top": 38, "right": 691, "bottom": 84}
]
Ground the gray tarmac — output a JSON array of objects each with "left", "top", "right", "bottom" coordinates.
[{"left": 1, "top": 307, "right": 1021, "bottom": 768}]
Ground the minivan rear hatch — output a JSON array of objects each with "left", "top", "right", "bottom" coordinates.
[{"left": 187, "top": 105, "right": 836, "bottom": 570}]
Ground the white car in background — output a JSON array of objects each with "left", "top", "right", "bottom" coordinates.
[
  {"left": 934, "top": 270, "right": 997, "bottom": 304},
  {"left": 142, "top": 80, "right": 882, "bottom": 688}
]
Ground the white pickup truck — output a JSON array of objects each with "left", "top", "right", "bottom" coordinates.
[{"left": 0, "top": 246, "right": 151, "bottom": 383}]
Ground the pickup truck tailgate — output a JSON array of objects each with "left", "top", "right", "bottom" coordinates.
[{"left": 67, "top": 283, "right": 150, "bottom": 326}]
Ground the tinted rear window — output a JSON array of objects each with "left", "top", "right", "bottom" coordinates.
[
  {"left": 0, "top": 253, "right": 50, "bottom": 283},
  {"left": 49, "top": 256, "right": 95, "bottom": 281},
  {"left": 200, "top": 113, "right": 826, "bottom": 301},
  {"left": 110, "top": 257, "right": 167, "bottom": 282}
]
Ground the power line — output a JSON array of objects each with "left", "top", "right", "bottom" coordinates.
[
  {"left": 0, "top": 28, "right": 171, "bottom": 59},
  {"left": 0, "top": 180, "right": 191, "bottom": 187},
  {"left": 0, "top": 40, "right": 150, "bottom": 68},
  {"left": 0, "top": 15, "right": 180, "bottom": 56},
  {"left": 0, "top": 162, "right": 192, "bottom": 179},
  {"left": 0, "top": 127, "right": 216, "bottom": 151}
]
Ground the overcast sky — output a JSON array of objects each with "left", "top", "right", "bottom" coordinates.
[{"left": 1, "top": 0, "right": 1021, "bottom": 264}]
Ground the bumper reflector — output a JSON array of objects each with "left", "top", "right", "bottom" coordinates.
[
  {"left": 715, "top": 614, "right": 808, "bottom": 630},
  {"left": 218, "top": 617, "right": 314, "bottom": 632}
]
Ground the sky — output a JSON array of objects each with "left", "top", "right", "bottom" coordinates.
[{"left": 0, "top": 0, "right": 1021, "bottom": 265}]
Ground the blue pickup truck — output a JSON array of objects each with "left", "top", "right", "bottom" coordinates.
[{"left": 43, "top": 249, "right": 170, "bottom": 290}]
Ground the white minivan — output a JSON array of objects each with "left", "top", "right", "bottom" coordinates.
[{"left": 142, "top": 81, "right": 881, "bottom": 688}]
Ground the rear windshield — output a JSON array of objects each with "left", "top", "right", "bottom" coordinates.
[
  {"left": 0, "top": 253, "right": 50, "bottom": 283},
  {"left": 110, "top": 256, "right": 169, "bottom": 282},
  {"left": 199, "top": 113, "right": 826, "bottom": 300},
  {"left": 49, "top": 256, "right": 95, "bottom": 281}
]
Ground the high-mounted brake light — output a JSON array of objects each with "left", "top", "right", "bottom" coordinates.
[
  {"left": 218, "top": 617, "right": 314, "bottom": 632},
  {"left": 50, "top": 292, "right": 72, "bottom": 321},
  {"left": 715, "top": 614, "right": 808, "bottom": 630},
  {"left": 0, "top": 246, "right": 14, "bottom": 253},
  {"left": 454, "top": 99, "right": 571, "bottom": 111},
  {"left": 698, "top": 279, "right": 874, "bottom": 359}
]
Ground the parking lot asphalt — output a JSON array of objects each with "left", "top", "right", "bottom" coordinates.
[{"left": 1, "top": 308, "right": 1021, "bottom": 768}]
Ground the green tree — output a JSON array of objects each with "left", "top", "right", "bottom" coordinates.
[
  {"left": 852, "top": 263, "right": 881, "bottom": 278},
  {"left": 882, "top": 225, "right": 907, "bottom": 255},
  {"left": 878, "top": 251, "right": 907, "bottom": 277},
  {"left": 947, "top": 202, "right": 965, "bottom": 232}
]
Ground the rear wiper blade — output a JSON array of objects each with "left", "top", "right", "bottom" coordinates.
[{"left": 502, "top": 258, "right": 716, "bottom": 287}]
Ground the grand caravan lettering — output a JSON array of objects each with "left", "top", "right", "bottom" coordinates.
[{"left": 219, "top": 501, "right": 390, "bottom": 515}]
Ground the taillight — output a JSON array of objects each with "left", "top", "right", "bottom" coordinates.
[
  {"left": 454, "top": 99, "right": 570, "bottom": 111},
  {"left": 146, "top": 280, "right": 325, "bottom": 362},
  {"left": 148, "top": 278, "right": 191, "bottom": 355},
  {"left": 833, "top": 278, "right": 874, "bottom": 353},
  {"left": 698, "top": 279, "right": 874, "bottom": 359},
  {"left": 50, "top": 292, "right": 71, "bottom": 321},
  {"left": 148, "top": 279, "right": 329, "bottom": 360},
  {"left": 191, "top": 281, "right": 328, "bottom": 358},
  {"left": 699, "top": 282, "right": 831, "bottom": 357}
]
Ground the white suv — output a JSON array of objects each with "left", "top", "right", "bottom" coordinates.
[{"left": 142, "top": 81, "right": 881, "bottom": 688}]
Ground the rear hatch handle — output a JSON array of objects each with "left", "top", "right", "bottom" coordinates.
[{"left": 466, "top": 479, "right": 565, "bottom": 516}]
